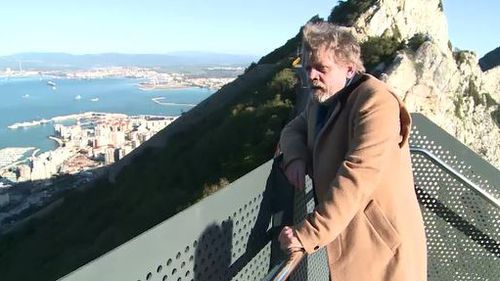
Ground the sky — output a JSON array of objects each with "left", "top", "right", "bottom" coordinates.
[
  {"left": 0, "top": 0, "right": 498, "bottom": 58},
  {"left": 443, "top": 0, "right": 499, "bottom": 57}
]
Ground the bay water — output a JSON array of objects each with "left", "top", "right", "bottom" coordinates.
[{"left": 0, "top": 76, "right": 213, "bottom": 153}]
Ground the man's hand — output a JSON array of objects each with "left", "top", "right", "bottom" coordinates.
[
  {"left": 279, "top": 226, "right": 304, "bottom": 254},
  {"left": 284, "top": 159, "right": 306, "bottom": 190}
]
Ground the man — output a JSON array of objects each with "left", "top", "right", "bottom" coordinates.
[{"left": 278, "top": 22, "right": 427, "bottom": 280}]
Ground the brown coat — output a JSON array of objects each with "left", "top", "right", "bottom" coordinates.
[{"left": 280, "top": 74, "right": 427, "bottom": 280}]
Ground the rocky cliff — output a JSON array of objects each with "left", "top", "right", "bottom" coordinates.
[
  {"left": 352, "top": 0, "right": 449, "bottom": 53},
  {"left": 343, "top": 0, "right": 500, "bottom": 168}
]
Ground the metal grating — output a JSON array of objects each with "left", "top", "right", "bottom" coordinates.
[
  {"left": 128, "top": 195, "right": 272, "bottom": 281},
  {"left": 289, "top": 176, "right": 330, "bottom": 281},
  {"left": 409, "top": 114, "right": 500, "bottom": 281},
  {"left": 59, "top": 161, "right": 276, "bottom": 281}
]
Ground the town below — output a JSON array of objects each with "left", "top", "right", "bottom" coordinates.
[{"left": 0, "top": 64, "right": 246, "bottom": 233}]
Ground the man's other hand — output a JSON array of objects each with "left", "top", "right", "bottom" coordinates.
[
  {"left": 284, "top": 159, "right": 306, "bottom": 190},
  {"left": 278, "top": 226, "right": 304, "bottom": 254}
]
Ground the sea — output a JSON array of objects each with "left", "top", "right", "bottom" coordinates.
[{"left": 0, "top": 76, "right": 213, "bottom": 154}]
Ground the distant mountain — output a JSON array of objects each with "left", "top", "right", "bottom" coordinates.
[
  {"left": 479, "top": 47, "right": 500, "bottom": 71},
  {"left": 0, "top": 52, "right": 259, "bottom": 70}
]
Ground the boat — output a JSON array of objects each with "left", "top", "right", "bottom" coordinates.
[
  {"left": 75, "top": 95, "right": 82, "bottom": 100},
  {"left": 91, "top": 98, "right": 99, "bottom": 102},
  {"left": 47, "top": 80, "right": 56, "bottom": 87}
]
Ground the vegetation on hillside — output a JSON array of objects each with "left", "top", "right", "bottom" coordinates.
[
  {"left": 453, "top": 49, "right": 476, "bottom": 65},
  {"left": 406, "top": 33, "right": 429, "bottom": 53},
  {"left": 454, "top": 78, "right": 499, "bottom": 125},
  {"left": 492, "top": 108, "right": 500, "bottom": 128},
  {"left": 0, "top": 60, "right": 298, "bottom": 280},
  {"left": 361, "top": 31, "right": 435, "bottom": 75},
  {"left": 328, "top": 0, "right": 376, "bottom": 26},
  {"left": 361, "top": 33, "right": 404, "bottom": 73}
]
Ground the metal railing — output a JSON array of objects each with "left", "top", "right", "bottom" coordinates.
[
  {"left": 410, "top": 147, "right": 500, "bottom": 209},
  {"left": 264, "top": 251, "right": 305, "bottom": 281}
]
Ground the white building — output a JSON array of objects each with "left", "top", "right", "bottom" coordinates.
[
  {"left": 104, "top": 147, "right": 116, "bottom": 165},
  {"left": 30, "top": 148, "right": 73, "bottom": 181},
  {"left": 17, "top": 164, "right": 31, "bottom": 182}
]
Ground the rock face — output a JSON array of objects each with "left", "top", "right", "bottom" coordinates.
[
  {"left": 483, "top": 67, "right": 500, "bottom": 102},
  {"left": 350, "top": 0, "right": 500, "bottom": 168},
  {"left": 384, "top": 44, "right": 500, "bottom": 168},
  {"left": 353, "top": 0, "right": 449, "bottom": 53}
]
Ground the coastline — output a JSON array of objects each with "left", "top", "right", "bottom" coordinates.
[
  {"left": 48, "top": 136, "right": 63, "bottom": 148},
  {"left": 8, "top": 112, "right": 129, "bottom": 130}
]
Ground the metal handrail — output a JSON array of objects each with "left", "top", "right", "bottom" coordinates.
[
  {"left": 410, "top": 146, "right": 500, "bottom": 209},
  {"left": 263, "top": 250, "right": 305, "bottom": 281}
]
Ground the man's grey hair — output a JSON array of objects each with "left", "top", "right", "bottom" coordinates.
[{"left": 302, "top": 22, "right": 365, "bottom": 73}]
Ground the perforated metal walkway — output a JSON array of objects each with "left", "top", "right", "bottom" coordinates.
[{"left": 59, "top": 113, "right": 500, "bottom": 281}]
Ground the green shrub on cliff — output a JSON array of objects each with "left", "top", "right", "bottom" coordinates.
[
  {"left": 406, "top": 33, "right": 429, "bottom": 52},
  {"left": 361, "top": 34, "right": 404, "bottom": 73},
  {"left": 492, "top": 107, "right": 500, "bottom": 128},
  {"left": 328, "top": 0, "right": 376, "bottom": 26},
  {"left": 453, "top": 50, "right": 476, "bottom": 65}
]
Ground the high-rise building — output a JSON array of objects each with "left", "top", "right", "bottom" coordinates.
[{"left": 104, "top": 148, "right": 116, "bottom": 165}]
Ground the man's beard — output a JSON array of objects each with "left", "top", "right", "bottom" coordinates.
[{"left": 310, "top": 82, "right": 332, "bottom": 103}]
